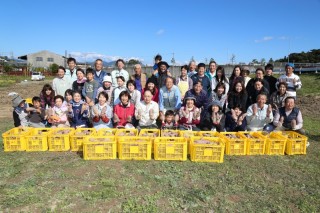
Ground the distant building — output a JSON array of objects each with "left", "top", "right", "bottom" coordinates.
[{"left": 18, "top": 50, "right": 65, "bottom": 68}]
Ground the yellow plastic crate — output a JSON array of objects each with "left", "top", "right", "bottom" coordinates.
[
  {"left": 239, "top": 132, "right": 266, "bottom": 155},
  {"left": 25, "top": 98, "right": 33, "bottom": 105},
  {"left": 265, "top": 132, "right": 287, "bottom": 155},
  {"left": 197, "top": 131, "right": 221, "bottom": 137},
  {"left": 96, "top": 128, "right": 117, "bottom": 136},
  {"left": 220, "top": 132, "right": 247, "bottom": 155},
  {"left": 83, "top": 136, "right": 117, "bottom": 160},
  {"left": 180, "top": 130, "right": 198, "bottom": 155},
  {"left": 281, "top": 131, "right": 307, "bottom": 155},
  {"left": 118, "top": 137, "right": 151, "bottom": 160},
  {"left": 138, "top": 129, "right": 160, "bottom": 153},
  {"left": 190, "top": 137, "right": 225, "bottom": 163},
  {"left": 115, "top": 129, "right": 138, "bottom": 139},
  {"left": 48, "top": 128, "right": 74, "bottom": 151},
  {"left": 161, "top": 129, "right": 181, "bottom": 137},
  {"left": 25, "top": 128, "right": 51, "bottom": 151},
  {"left": 2, "top": 127, "right": 32, "bottom": 151},
  {"left": 154, "top": 137, "right": 187, "bottom": 161},
  {"left": 70, "top": 128, "right": 96, "bottom": 151}
]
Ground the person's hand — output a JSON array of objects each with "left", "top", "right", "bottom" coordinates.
[
  {"left": 181, "top": 108, "right": 188, "bottom": 117},
  {"left": 126, "top": 115, "right": 132, "bottom": 123},
  {"left": 113, "top": 114, "right": 120, "bottom": 123},
  {"left": 85, "top": 97, "right": 91, "bottom": 104},
  {"left": 277, "top": 116, "right": 284, "bottom": 127},
  {"left": 149, "top": 109, "right": 154, "bottom": 119},
  {"left": 293, "top": 78, "right": 297, "bottom": 84},
  {"left": 167, "top": 70, "right": 172, "bottom": 77},
  {"left": 36, "top": 108, "right": 42, "bottom": 113},
  {"left": 67, "top": 103, "right": 73, "bottom": 112},
  {"left": 252, "top": 104, "right": 257, "bottom": 116},
  {"left": 174, "top": 114, "right": 180, "bottom": 123},
  {"left": 267, "top": 104, "right": 272, "bottom": 117},
  {"left": 291, "top": 119, "right": 297, "bottom": 130}
]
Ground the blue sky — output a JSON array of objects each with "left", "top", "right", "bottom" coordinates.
[{"left": 1, "top": 0, "right": 319, "bottom": 65}]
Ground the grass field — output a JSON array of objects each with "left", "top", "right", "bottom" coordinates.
[{"left": 0, "top": 74, "right": 319, "bottom": 212}]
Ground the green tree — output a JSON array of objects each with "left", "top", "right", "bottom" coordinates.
[
  {"left": 260, "top": 58, "right": 266, "bottom": 65},
  {"left": 268, "top": 58, "right": 274, "bottom": 64},
  {"left": 3, "top": 63, "right": 13, "bottom": 72},
  {"left": 49, "top": 63, "right": 59, "bottom": 74},
  {"left": 127, "top": 59, "right": 140, "bottom": 66},
  {"left": 252, "top": 59, "right": 259, "bottom": 64}
]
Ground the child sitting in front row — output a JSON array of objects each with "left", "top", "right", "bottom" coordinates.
[
  {"left": 48, "top": 95, "right": 70, "bottom": 127},
  {"left": 27, "top": 96, "right": 46, "bottom": 128},
  {"left": 67, "top": 91, "right": 89, "bottom": 128},
  {"left": 160, "top": 110, "right": 179, "bottom": 129}
]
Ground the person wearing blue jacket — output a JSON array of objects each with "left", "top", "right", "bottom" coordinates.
[
  {"left": 68, "top": 91, "right": 89, "bottom": 128},
  {"left": 191, "top": 63, "right": 211, "bottom": 95},
  {"left": 159, "top": 77, "right": 181, "bottom": 114}
]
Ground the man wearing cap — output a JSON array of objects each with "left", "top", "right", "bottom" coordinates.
[
  {"left": 96, "top": 75, "right": 114, "bottom": 106},
  {"left": 276, "top": 63, "right": 302, "bottom": 98},
  {"left": 93, "top": 59, "right": 108, "bottom": 87},
  {"left": 65, "top": 57, "right": 78, "bottom": 87},
  {"left": 264, "top": 63, "right": 277, "bottom": 95},
  {"left": 130, "top": 64, "right": 147, "bottom": 93},
  {"left": 191, "top": 63, "right": 211, "bottom": 95},
  {"left": 111, "top": 59, "right": 129, "bottom": 88},
  {"left": 155, "top": 61, "right": 172, "bottom": 88},
  {"left": 159, "top": 76, "right": 181, "bottom": 114}
]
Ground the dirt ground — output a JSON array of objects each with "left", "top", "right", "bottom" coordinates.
[{"left": 0, "top": 80, "right": 319, "bottom": 119}]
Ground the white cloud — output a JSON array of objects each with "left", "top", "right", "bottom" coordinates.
[
  {"left": 254, "top": 36, "right": 274, "bottom": 43},
  {"left": 69, "top": 51, "right": 144, "bottom": 63},
  {"left": 156, "top": 29, "right": 165, "bottom": 35},
  {"left": 278, "top": 36, "right": 289, "bottom": 40}
]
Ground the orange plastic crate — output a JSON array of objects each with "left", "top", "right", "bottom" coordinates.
[
  {"left": 220, "top": 132, "right": 247, "bottom": 155},
  {"left": 118, "top": 137, "right": 151, "bottom": 160},
  {"left": 190, "top": 137, "right": 225, "bottom": 163},
  {"left": 154, "top": 137, "right": 187, "bottom": 161},
  {"left": 265, "top": 132, "right": 287, "bottom": 155},
  {"left": 25, "top": 128, "right": 51, "bottom": 151},
  {"left": 2, "top": 127, "right": 32, "bottom": 151},
  {"left": 239, "top": 132, "right": 266, "bottom": 155},
  {"left": 47, "top": 128, "right": 74, "bottom": 151},
  {"left": 70, "top": 128, "right": 96, "bottom": 151},
  {"left": 83, "top": 136, "right": 117, "bottom": 160}
]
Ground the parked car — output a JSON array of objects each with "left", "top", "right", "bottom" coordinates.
[{"left": 31, "top": 72, "right": 45, "bottom": 81}]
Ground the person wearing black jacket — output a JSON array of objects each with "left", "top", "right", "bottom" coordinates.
[
  {"left": 246, "top": 67, "right": 270, "bottom": 96},
  {"left": 264, "top": 63, "right": 277, "bottom": 95}
]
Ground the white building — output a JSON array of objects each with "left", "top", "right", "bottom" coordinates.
[{"left": 18, "top": 50, "right": 65, "bottom": 68}]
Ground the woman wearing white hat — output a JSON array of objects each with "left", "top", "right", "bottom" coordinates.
[{"left": 96, "top": 75, "right": 114, "bottom": 106}]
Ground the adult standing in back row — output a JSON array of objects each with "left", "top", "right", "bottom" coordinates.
[
  {"left": 93, "top": 59, "right": 108, "bottom": 87},
  {"left": 190, "top": 63, "right": 211, "bottom": 95},
  {"left": 111, "top": 59, "right": 129, "bottom": 87},
  {"left": 276, "top": 63, "right": 302, "bottom": 98}
]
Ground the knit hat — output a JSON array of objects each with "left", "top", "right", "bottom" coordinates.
[
  {"left": 8, "top": 92, "right": 25, "bottom": 107},
  {"left": 184, "top": 94, "right": 196, "bottom": 104},
  {"left": 103, "top": 75, "right": 112, "bottom": 83},
  {"left": 285, "top": 63, "right": 294, "bottom": 68},
  {"left": 209, "top": 100, "right": 222, "bottom": 110}
]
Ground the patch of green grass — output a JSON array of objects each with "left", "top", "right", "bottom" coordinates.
[
  {"left": 0, "top": 74, "right": 54, "bottom": 87},
  {"left": 297, "top": 73, "right": 320, "bottom": 96}
]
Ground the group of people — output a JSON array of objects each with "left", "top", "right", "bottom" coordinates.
[{"left": 10, "top": 54, "right": 305, "bottom": 134}]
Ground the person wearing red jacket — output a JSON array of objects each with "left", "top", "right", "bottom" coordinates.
[
  {"left": 113, "top": 91, "right": 135, "bottom": 128},
  {"left": 178, "top": 95, "right": 201, "bottom": 131}
]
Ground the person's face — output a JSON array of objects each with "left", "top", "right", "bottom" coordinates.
[
  {"left": 65, "top": 93, "right": 73, "bottom": 102},
  {"left": 76, "top": 71, "right": 84, "bottom": 80},
  {"left": 256, "top": 71, "right": 264, "bottom": 79},
  {"left": 86, "top": 73, "right": 93, "bottom": 81},
  {"left": 57, "top": 69, "right": 65, "bottom": 78},
  {"left": 181, "top": 68, "right": 187, "bottom": 76},
  {"left": 147, "top": 83, "right": 155, "bottom": 90},
  {"left": 45, "top": 89, "right": 52, "bottom": 96},
  {"left": 127, "top": 83, "right": 135, "bottom": 92},
  {"left": 103, "top": 81, "right": 111, "bottom": 88},
  {"left": 279, "top": 84, "right": 286, "bottom": 95},
  {"left": 265, "top": 68, "right": 272, "bottom": 76},
  {"left": 212, "top": 105, "right": 219, "bottom": 113},
  {"left": 73, "top": 93, "right": 81, "bottom": 103},
  {"left": 117, "top": 61, "right": 124, "bottom": 70},
  {"left": 166, "top": 78, "right": 173, "bottom": 89},
  {"left": 285, "top": 98, "right": 295, "bottom": 110},
  {"left": 217, "top": 86, "right": 225, "bottom": 95},
  {"left": 194, "top": 83, "right": 202, "bottom": 94},
  {"left": 217, "top": 70, "right": 222, "bottom": 78},
  {"left": 117, "top": 78, "right": 124, "bottom": 87},
  {"left": 160, "top": 64, "right": 167, "bottom": 72},
  {"left": 198, "top": 67, "right": 205, "bottom": 75},
  {"left": 242, "top": 71, "right": 248, "bottom": 77},
  {"left": 95, "top": 60, "right": 103, "bottom": 71},
  {"left": 235, "top": 83, "right": 242, "bottom": 93},
  {"left": 144, "top": 91, "right": 152, "bottom": 103},
  {"left": 121, "top": 95, "right": 129, "bottom": 105},
  {"left": 19, "top": 101, "right": 25, "bottom": 108},
  {"left": 257, "top": 95, "right": 267, "bottom": 106},
  {"left": 55, "top": 98, "right": 63, "bottom": 107},
  {"left": 186, "top": 99, "right": 194, "bottom": 107},
  {"left": 33, "top": 101, "right": 40, "bottom": 108},
  {"left": 234, "top": 107, "right": 242, "bottom": 116},
  {"left": 134, "top": 66, "right": 141, "bottom": 75},
  {"left": 209, "top": 63, "right": 216, "bottom": 72},
  {"left": 286, "top": 66, "right": 294, "bottom": 75},
  {"left": 165, "top": 115, "right": 174, "bottom": 123},
  {"left": 68, "top": 61, "right": 76, "bottom": 70},
  {"left": 98, "top": 94, "right": 107, "bottom": 104},
  {"left": 234, "top": 67, "right": 241, "bottom": 76},
  {"left": 189, "top": 62, "right": 196, "bottom": 71},
  {"left": 254, "top": 81, "right": 263, "bottom": 91}
]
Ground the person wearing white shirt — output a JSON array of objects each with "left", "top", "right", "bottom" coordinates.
[
  {"left": 111, "top": 59, "right": 129, "bottom": 87},
  {"left": 276, "top": 63, "right": 302, "bottom": 98},
  {"left": 65, "top": 57, "right": 78, "bottom": 87},
  {"left": 246, "top": 94, "right": 273, "bottom": 131},
  {"left": 135, "top": 90, "right": 159, "bottom": 129},
  {"left": 52, "top": 66, "right": 71, "bottom": 96}
]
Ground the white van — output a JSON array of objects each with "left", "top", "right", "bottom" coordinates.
[{"left": 31, "top": 72, "right": 45, "bottom": 81}]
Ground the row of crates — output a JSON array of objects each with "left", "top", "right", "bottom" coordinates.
[{"left": 2, "top": 128, "right": 308, "bottom": 163}]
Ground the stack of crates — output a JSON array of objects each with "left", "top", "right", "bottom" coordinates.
[
  {"left": 83, "top": 136, "right": 117, "bottom": 160},
  {"left": 280, "top": 131, "right": 307, "bottom": 155},
  {"left": 47, "top": 128, "right": 74, "bottom": 151},
  {"left": 220, "top": 132, "right": 247, "bottom": 155},
  {"left": 25, "top": 128, "right": 51, "bottom": 151},
  {"left": 190, "top": 136, "right": 225, "bottom": 163},
  {"left": 239, "top": 132, "right": 266, "bottom": 155},
  {"left": 179, "top": 130, "right": 198, "bottom": 154},
  {"left": 70, "top": 128, "right": 96, "bottom": 151},
  {"left": 2, "top": 127, "right": 32, "bottom": 151},
  {"left": 264, "top": 132, "right": 287, "bottom": 155}
]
